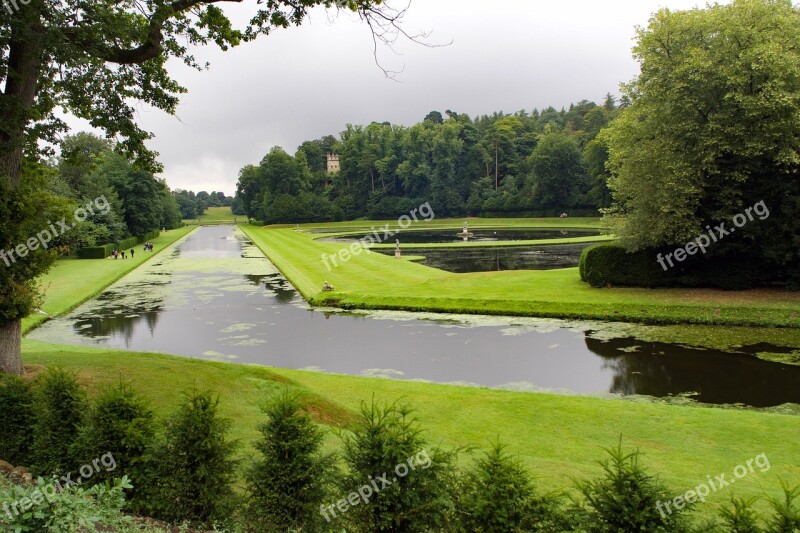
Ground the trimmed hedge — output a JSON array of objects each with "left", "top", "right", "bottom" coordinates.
[
  {"left": 77, "top": 243, "right": 115, "bottom": 259},
  {"left": 579, "top": 242, "right": 780, "bottom": 290},
  {"left": 137, "top": 230, "right": 160, "bottom": 244},
  {"left": 78, "top": 231, "right": 159, "bottom": 258},
  {"left": 117, "top": 236, "right": 138, "bottom": 251},
  {"left": 579, "top": 243, "right": 673, "bottom": 288}
]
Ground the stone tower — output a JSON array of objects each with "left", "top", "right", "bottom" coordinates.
[{"left": 326, "top": 153, "right": 340, "bottom": 173}]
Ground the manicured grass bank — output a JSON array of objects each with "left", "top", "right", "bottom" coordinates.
[
  {"left": 239, "top": 223, "right": 800, "bottom": 330},
  {"left": 20, "top": 339, "right": 800, "bottom": 517},
  {"left": 22, "top": 226, "right": 195, "bottom": 334},
  {"left": 183, "top": 206, "right": 239, "bottom": 225}
]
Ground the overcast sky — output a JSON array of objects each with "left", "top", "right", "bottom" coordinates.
[{"left": 71, "top": 0, "right": 721, "bottom": 195}]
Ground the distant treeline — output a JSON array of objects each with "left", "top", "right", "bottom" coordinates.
[
  {"left": 173, "top": 189, "right": 237, "bottom": 220},
  {"left": 48, "top": 133, "right": 183, "bottom": 254},
  {"left": 236, "top": 98, "right": 620, "bottom": 224}
]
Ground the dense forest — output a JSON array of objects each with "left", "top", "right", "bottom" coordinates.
[
  {"left": 36, "top": 133, "right": 234, "bottom": 254},
  {"left": 173, "top": 189, "right": 236, "bottom": 220},
  {"left": 236, "top": 97, "right": 620, "bottom": 224}
]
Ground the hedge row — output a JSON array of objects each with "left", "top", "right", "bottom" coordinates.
[
  {"left": 77, "top": 230, "right": 161, "bottom": 259},
  {"left": 77, "top": 243, "right": 116, "bottom": 259},
  {"left": 137, "top": 230, "right": 160, "bottom": 243},
  {"left": 579, "top": 242, "right": 795, "bottom": 290}
]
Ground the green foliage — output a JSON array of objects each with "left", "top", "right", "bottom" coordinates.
[
  {"left": 528, "top": 131, "right": 590, "bottom": 209},
  {"left": 116, "top": 237, "right": 138, "bottom": 251},
  {"left": 718, "top": 496, "right": 763, "bottom": 533},
  {"left": 137, "top": 230, "right": 160, "bottom": 244},
  {"left": 457, "top": 442, "right": 565, "bottom": 532},
  {"left": 579, "top": 243, "right": 671, "bottom": 288},
  {"left": 765, "top": 482, "right": 800, "bottom": 533},
  {"left": 336, "top": 399, "right": 456, "bottom": 532},
  {"left": 30, "top": 368, "right": 86, "bottom": 475},
  {"left": 0, "top": 165, "right": 70, "bottom": 323},
  {"left": 573, "top": 442, "right": 692, "bottom": 532},
  {"left": 71, "top": 383, "right": 156, "bottom": 491},
  {"left": 245, "top": 389, "right": 334, "bottom": 532},
  {"left": 0, "top": 375, "right": 35, "bottom": 465},
  {"left": 236, "top": 102, "right": 616, "bottom": 224},
  {"left": 76, "top": 243, "right": 115, "bottom": 259},
  {"left": 0, "top": 476, "right": 133, "bottom": 532},
  {"left": 133, "top": 390, "right": 238, "bottom": 527},
  {"left": 579, "top": 242, "right": 770, "bottom": 290},
  {"left": 602, "top": 0, "right": 800, "bottom": 282}
]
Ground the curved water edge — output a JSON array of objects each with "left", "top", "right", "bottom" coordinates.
[{"left": 27, "top": 225, "right": 800, "bottom": 408}]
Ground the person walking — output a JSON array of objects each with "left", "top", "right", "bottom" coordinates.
[
  {"left": 130, "top": 248, "right": 135, "bottom": 259},
  {"left": 121, "top": 250, "right": 126, "bottom": 259}
]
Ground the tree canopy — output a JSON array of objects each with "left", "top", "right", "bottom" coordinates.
[
  {"left": 602, "top": 0, "right": 800, "bottom": 269},
  {"left": 236, "top": 101, "right": 619, "bottom": 224},
  {"left": 0, "top": 0, "right": 413, "bottom": 373}
]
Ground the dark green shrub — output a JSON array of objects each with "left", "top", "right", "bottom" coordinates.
[
  {"left": 134, "top": 390, "right": 238, "bottom": 527},
  {"left": 579, "top": 242, "right": 673, "bottom": 288},
  {"left": 573, "top": 442, "right": 692, "bottom": 532},
  {"left": 765, "top": 482, "right": 800, "bottom": 533},
  {"left": 334, "top": 399, "right": 456, "bottom": 532},
  {"left": 245, "top": 389, "right": 334, "bottom": 532},
  {"left": 71, "top": 383, "right": 155, "bottom": 491},
  {"left": 30, "top": 368, "right": 86, "bottom": 475},
  {"left": 0, "top": 374, "right": 35, "bottom": 465},
  {"left": 136, "top": 230, "right": 160, "bottom": 244},
  {"left": 718, "top": 496, "right": 762, "bottom": 533},
  {"left": 77, "top": 243, "right": 114, "bottom": 259},
  {"left": 458, "top": 442, "right": 565, "bottom": 532},
  {"left": 116, "top": 236, "right": 137, "bottom": 251},
  {"left": 579, "top": 242, "right": 779, "bottom": 290}
]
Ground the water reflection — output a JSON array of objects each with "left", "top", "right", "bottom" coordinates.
[
  {"left": 379, "top": 244, "right": 594, "bottom": 273},
  {"left": 322, "top": 228, "right": 602, "bottom": 244},
  {"left": 28, "top": 226, "right": 800, "bottom": 407}
]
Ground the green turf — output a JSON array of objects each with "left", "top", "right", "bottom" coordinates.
[
  {"left": 307, "top": 217, "right": 613, "bottom": 249},
  {"left": 20, "top": 339, "right": 800, "bottom": 518},
  {"left": 183, "top": 206, "right": 240, "bottom": 225},
  {"left": 22, "top": 226, "right": 195, "bottom": 334},
  {"left": 16, "top": 219, "right": 800, "bottom": 520},
  {"left": 239, "top": 223, "right": 800, "bottom": 330}
]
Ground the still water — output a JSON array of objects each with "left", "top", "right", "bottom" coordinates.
[
  {"left": 29, "top": 226, "right": 800, "bottom": 407},
  {"left": 378, "top": 244, "right": 594, "bottom": 273},
  {"left": 321, "top": 228, "right": 602, "bottom": 244}
]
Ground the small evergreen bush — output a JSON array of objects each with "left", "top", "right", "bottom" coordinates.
[
  {"left": 71, "top": 383, "right": 156, "bottom": 492},
  {"left": 134, "top": 390, "right": 238, "bottom": 528},
  {"left": 458, "top": 442, "right": 566, "bottom": 532},
  {"left": 30, "top": 368, "right": 86, "bottom": 476},
  {"left": 335, "top": 399, "right": 457, "bottom": 532},
  {"left": 0, "top": 374, "right": 35, "bottom": 466},
  {"left": 572, "top": 442, "right": 692, "bottom": 532},
  {"left": 245, "top": 389, "right": 334, "bottom": 532}
]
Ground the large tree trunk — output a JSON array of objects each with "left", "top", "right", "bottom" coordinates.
[
  {"left": 0, "top": 321, "right": 23, "bottom": 374},
  {"left": 0, "top": 4, "right": 45, "bottom": 375}
]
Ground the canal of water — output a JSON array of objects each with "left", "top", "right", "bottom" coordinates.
[{"left": 28, "top": 225, "right": 800, "bottom": 407}]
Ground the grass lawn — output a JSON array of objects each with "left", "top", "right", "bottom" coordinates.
[
  {"left": 22, "top": 226, "right": 195, "bottom": 334},
  {"left": 183, "top": 206, "right": 239, "bottom": 225},
  {"left": 20, "top": 339, "right": 800, "bottom": 518},
  {"left": 16, "top": 219, "right": 800, "bottom": 520},
  {"left": 306, "top": 217, "right": 613, "bottom": 249},
  {"left": 239, "top": 222, "right": 800, "bottom": 330}
]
